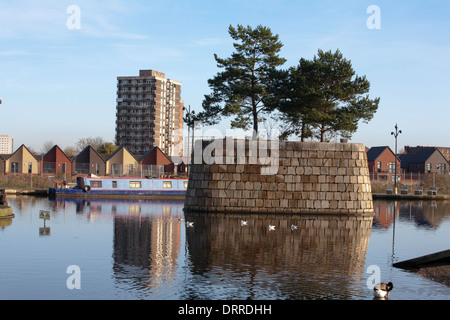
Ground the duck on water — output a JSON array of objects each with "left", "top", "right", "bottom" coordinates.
[{"left": 373, "top": 282, "right": 394, "bottom": 299}]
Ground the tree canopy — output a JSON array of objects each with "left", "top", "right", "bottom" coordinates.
[
  {"left": 267, "top": 49, "right": 379, "bottom": 142},
  {"left": 194, "top": 24, "right": 286, "bottom": 136},
  {"left": 75, "top": 136, "right": 117, "bottom": 154},
  {"left": 194, "top": 24, "right": 379, "bottom": 142}
]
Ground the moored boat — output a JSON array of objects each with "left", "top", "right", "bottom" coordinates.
[{"left": 48, "top": 176, "right": 188, "bottom": 199}]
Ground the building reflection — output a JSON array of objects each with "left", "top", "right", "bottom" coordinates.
[
  {"left": 40, "top": 197, "right": 448, "bottom": 299},
  {"left": 183, "top": 213, "right": 373, "bottom": 299},
  {"left": 110, "top": 200, "right": 184, "bottom": 292},
  {"left": 373, "top": 200, "right": 450, "bottom": 229}
]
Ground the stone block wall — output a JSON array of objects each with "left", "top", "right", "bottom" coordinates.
[{"left": 184, "top": 139, "right": 374, "bottom": 215}]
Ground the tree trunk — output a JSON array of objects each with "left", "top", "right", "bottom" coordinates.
[
  {"left": 320, "top": 124, "right": 325, "bottom": 142},
  {"left": 300, "top": 122, "right": 305, "bottom": 142},
  {"left": 252, "top": 110, "right": 258, "bottom": 139}
]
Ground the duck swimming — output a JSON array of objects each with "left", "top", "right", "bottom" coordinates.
[{"left": 373, "top": 282, "right": 393, "bottom": 299}]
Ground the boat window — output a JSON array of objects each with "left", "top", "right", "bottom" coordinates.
[
  {"left": 90, "top": 181, "right": 103, "bottom": 188},
  {"left": 163, "top": 181, "right": 172, "bottom": 188},
  {"left": 184, "top": 181, "right": 188, "bottom": 189},
  {"left": 112, "top": 181, "right": 117, "bottom": 188},
  {"left": 129, "top": 181, "right": 142, "bottom": 188}
]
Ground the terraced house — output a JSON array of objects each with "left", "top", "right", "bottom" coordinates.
[{"left": 2, "top": 145, "right": 39, "bottom": 174}]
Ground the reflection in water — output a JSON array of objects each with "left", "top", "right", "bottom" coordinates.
[
  {"left": 373, "top": 200, "right": 450, "bottom": 268},
  {"left": 101, "top": 200, "right": 184, "bottom": 296},
  {"left": 183, "top": 213, "right": 373, "bottom": 299},
  {"left": 0, "top": 217, "right": 13, "bottom": 229},
  {"left": 373, "top": 200, "right": 450, "bottom": 230},
  {"left": 0, "top": 198, "right": 14, "bottom": 230},
  {"left": 113, "top": 215, "right": 182, "bottom": 294},
  {"left": 3, "top": 196, "right": 450, "bottom": 299},
  {"left": 53, "top": 198, "right": 187, "bottom": 296},
  {"left": 97, "top": 196, "right": 373, "bottom": 299}
]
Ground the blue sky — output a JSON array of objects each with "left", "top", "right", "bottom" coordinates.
[{"left": 0, "top": 0, "right": 449, "bottom": 153}]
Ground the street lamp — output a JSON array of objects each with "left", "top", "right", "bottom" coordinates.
[
  {"left": 183, "top": 105, "right": 195, "bottom": 175},
  {"left": 391, "top": 124, "right": 402, "bottom": 194}
]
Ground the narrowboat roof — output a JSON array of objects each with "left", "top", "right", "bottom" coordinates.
[{"left": 81, "top": 176, "right": 187, "bottom": 180}]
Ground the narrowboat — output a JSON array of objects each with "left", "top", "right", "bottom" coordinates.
[{"left": 48, "top": 176, "right": 188, "bottom": 199}]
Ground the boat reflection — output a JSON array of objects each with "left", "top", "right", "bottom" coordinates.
[
  {"left": 0, "top": 216, "right": 14, "bottom": 229},
  {"left": 3, "top": 196, "right": 449, "bottom": 299},
  {"left": 0, "top": 204, "right": 14, "bottom": 230}
]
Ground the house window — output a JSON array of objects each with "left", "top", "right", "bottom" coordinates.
[
  {"left": 111, "top": 164, "right": 120, "bottom": 175},
  {"left": 129, "top": 181, "right": 141, "bottom": 188},
  {"left": 11, "top": 162, "right": 19, "bottom": 173},
  {"left": 28, "top": 163, "right": 33, "bottom": 174},
  {"left": 43, "top": 163, "right": 54, "bottom": 174},
  {"left": 163, "top": 181, "right": 172, "bottom": 188},
  {"left": 377, "top": 161, "right": 381, "bottom": 172},
  {"left": 427, "top": 163, "right": 432, "bottom": 173},
  {"left": 388, "top": 162, "right": 395, "bottom": 173}
]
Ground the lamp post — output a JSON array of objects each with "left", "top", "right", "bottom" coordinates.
[
  {"left": 183, "top": 105, "right": 195, "bottom": 175},
  {"left": 391, "top": 124, "right": 402, "bottom": 194}
]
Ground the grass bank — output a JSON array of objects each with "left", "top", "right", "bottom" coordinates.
[
  {"left": 370, "top": 174, "right": 450, "bottom": 195},
  {"left": 0, "top": 175, "right": 75, "bottom": 189}
]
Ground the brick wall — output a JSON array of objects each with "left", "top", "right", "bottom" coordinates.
[
  {"left": 184, "top": 139, "right": 374, "bottom": 215},
  {"left": 367, "top": 149, "right": 399, "bottom": 175},
  {"left": 42, "top": 146, "right": 72, "bottom": 175}
]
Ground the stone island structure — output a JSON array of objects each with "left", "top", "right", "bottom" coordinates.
[
  {"left": 116, "top": 69, "right": 183, "bottom": 156},
  {"left": 184, "top": 139, "right": 374, "bottom": 215}
]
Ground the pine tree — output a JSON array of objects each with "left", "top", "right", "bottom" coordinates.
[
  {"left": 194, "top": 25, "right": 286, "bottom": 136},
  {"left": 270, "top": 49, "right": 379, "bottom": 142}
]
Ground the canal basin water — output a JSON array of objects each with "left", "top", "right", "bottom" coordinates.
[{"left": 0, "top": 196, "right": 449, "bottom": 300}]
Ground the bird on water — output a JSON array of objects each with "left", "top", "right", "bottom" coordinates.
[{"left": 373, "top": 282, "right": 393, "bottom": 299}]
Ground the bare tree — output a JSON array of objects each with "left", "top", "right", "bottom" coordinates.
[
  {"left": 63, "top": 146, "right": 77, "bottom": 158},
  {"left": 75, "top": 136, "right": 105, "bottom": 151},
  {"left": 40, "top": 140, "right": 54, "bottom": 154}
]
